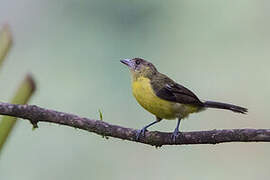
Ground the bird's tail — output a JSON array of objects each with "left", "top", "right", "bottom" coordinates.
[{"left": 203, "top": 101, "right": 248, "bottom": 114}]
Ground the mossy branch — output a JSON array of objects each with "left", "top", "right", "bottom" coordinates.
[{"left": 0, "top": 102, "right": 267, "bottom": 147}]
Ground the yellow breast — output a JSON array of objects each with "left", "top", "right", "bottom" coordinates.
[
  {"left": 131, "top": 76, "right": 200, "bottom": 119},
  {"left": 132, "top": 76, "right": 198, "bottom": 119}
]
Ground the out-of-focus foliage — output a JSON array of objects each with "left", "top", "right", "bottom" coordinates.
[
  {"left": 0, "top": 25, "right": 12, "bottom": 67},
  {"left": 0, "top": 24, "right": 36, "bottom": 154},
  {"left": 0, "top": 75, "right": 35, "bottom": 154}
]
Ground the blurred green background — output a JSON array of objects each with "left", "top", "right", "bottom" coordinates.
[{"left": 0, "top": 0, "right": 270, "bottom": 179}]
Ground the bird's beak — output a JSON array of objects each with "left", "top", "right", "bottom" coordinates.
[{"left": 120, "top": 59, "right": 132, "bottom": 68}]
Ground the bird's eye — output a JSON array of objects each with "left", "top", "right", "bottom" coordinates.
[{"left": 135, "top": 60, "right": 140, "bottom": 65}]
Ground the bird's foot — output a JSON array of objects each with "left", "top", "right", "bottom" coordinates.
[
  {"left": 171, "top": 129, "right": 184, "bottom": 143},
  {"left": 136, "top": 127, "right": 147, "bottom": 141}
]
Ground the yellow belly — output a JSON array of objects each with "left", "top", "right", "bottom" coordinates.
[{"left": 132, "top": 76, "right": 199, "bottom": 119}]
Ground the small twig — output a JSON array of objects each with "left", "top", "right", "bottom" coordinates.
[{"left": 0, "top": 102, "right": 268, "bottom": 147}]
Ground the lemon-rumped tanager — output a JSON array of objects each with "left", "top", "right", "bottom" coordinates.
[{"left": 120, "top": 58, "right": 247, "bottom": 141}]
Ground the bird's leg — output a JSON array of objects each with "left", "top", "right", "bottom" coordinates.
[
  {"left": 171, "top": 118, "right": 182, "bottom": 142},
  {"left": 136, "top": 117, "right": 162, "bottom": 141}
]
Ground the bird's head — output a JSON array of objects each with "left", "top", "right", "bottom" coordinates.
[{"left": 120, "top": 58, "right": 157, "bottom": 79}]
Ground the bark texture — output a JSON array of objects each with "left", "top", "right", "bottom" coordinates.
[{"left": 0, "top": 102, "right": 268, "bottom": 147}]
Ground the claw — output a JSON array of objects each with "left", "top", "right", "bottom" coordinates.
[
  {"left": 135, "top": 119, "right": 161, "bottom": 141},
  {"left": 171, "top": 129, "right": 179, "bottom": 143},
  {"left": 171, "top": 118, "right": 182, "bottom": 143},
  {"left": 136, "top": 128, "right": 147, "bottom": 141},
  {"left": 171, "top": 130, "right": 185, "bottom": 143}
]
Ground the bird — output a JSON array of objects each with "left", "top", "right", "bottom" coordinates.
[{"left": 120, "top": 58, "right": 247, "bottom": 142}]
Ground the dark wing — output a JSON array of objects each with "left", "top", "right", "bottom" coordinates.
[{"left": 151, "top": 74, "right": 204, "bottom": 106}]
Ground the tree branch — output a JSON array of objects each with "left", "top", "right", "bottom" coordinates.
[{"left": 0, "top": 102, "right": 268, "bottom": 147}]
